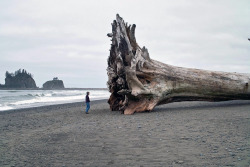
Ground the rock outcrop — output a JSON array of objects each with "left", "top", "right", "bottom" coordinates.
[
  {"left": 43, "top": 78, "right": 65, "bottom": 89},
  {"left": 4, "top": 69, "right": 37, "bottom": 89}
]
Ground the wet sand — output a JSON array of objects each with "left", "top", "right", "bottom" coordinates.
[{"left": 0, "top": 100, "right": 249, "bottom": 167}]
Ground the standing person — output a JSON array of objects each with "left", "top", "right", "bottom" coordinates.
[{"left": 85, "top": 92, "right": 90, "bottom": 114}]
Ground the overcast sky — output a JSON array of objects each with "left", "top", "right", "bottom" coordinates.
[{"left": 0, "top": 0, "right": 249, "bottom": 88}]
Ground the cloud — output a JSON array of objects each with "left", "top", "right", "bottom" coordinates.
[{"left": 0, "top": 0, "right": 249, "bottom": 87}]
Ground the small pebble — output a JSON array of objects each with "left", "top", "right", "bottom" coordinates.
[
  {"left": 229, "top": 152, "right": 236, "bottom": 156},
  {"left": 177, "top": 160, "right": 184, "bottom": 164}
]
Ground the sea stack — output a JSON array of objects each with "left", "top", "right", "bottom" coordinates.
[
  {"left": 4, "top": 69, "right": 37, "bottom": 89},
  {"left": 43, "top": 77, "right": 65, "bottom": 89}
]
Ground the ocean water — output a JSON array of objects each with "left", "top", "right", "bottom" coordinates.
[{"left": 0, "top": 89, "right": 110, "bottom": 111}]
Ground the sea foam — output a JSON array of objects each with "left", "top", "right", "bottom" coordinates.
[{"left": 0, "top": 90, "right": 110, "bottom": 111}]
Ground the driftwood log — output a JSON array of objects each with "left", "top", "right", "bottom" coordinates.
[{"left": 107, "top": 14, "right": 250, "bottom": 115}]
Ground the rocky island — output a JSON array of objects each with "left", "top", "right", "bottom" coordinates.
[
  {"left": 1, "top": 69, "right": 37, "bottom": 89},
  {"left": 43, "top": 77, "right": 65, "bottom": 89}
]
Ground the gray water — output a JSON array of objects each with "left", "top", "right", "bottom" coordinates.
[{"left": 0, "top": 89, "right": 110, "bottom": 111}]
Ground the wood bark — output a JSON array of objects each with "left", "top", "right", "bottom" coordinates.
[{"left": 107, "top": 14, "right": 250, "bottom": 115}]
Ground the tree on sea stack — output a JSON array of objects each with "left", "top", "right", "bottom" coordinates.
[{"left": 107, "top": 14, "right": 250, "bottom": 115}]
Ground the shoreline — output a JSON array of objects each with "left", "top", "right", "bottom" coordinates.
[
  {"left": 0, "top": 99, "right": 108, "bottom": 115},
  {"left": 0, "top": 88, "right": 108, "bottom": 90},
  {"left": 1, "top": 99, "right": 250, "bottom": 115},
  {"left": 0, "top": 89, "right": 110, "bottom": 112}
]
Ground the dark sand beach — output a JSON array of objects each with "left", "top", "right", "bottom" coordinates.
[{"left": 0, "top": 100, "right": 249, "bottom": 167}]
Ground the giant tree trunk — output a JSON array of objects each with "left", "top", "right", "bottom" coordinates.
[{"left": 107, "top": 14, "right": 250, "bottom": 115}]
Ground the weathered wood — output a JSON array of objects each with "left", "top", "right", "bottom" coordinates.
[{"left": 107, "top": 14, "right": 250, "bottom": 115}]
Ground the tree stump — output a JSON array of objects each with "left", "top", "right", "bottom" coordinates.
[{"left": 107, "top": 14, "right": 250, "bottom": 115}]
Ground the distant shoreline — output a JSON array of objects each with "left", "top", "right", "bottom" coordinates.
[
  {"left": 0, "top": 99, "right": 108, "bottom": 114},
  {"left": 0, "top": 88, "right": 108, "bottom": 90}
]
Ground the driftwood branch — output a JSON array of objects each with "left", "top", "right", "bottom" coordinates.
[{"left": 107, "top": 14, "right": 250, "bottom": 115}]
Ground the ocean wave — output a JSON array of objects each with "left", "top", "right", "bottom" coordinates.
[
  {"left": 0, "top": 105, "right": 14, "bottom": 111},
  {"left": 10, "top": 95, "right": 84, "bottom": 106},
  {"left": 7, "top": 90, "right": 19, "bottom": 93},
  {"left": 0, "top": 90, "right": 110, "bottom": 111},
  {"left": 25, "top": 93, "right": 53, "bottom": 97},
  {"left": 10, "top": 94, "right": 109, "bottom": 106},
  {"left": 51, "top": 91, "right": 84, "bottom": 97}
]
